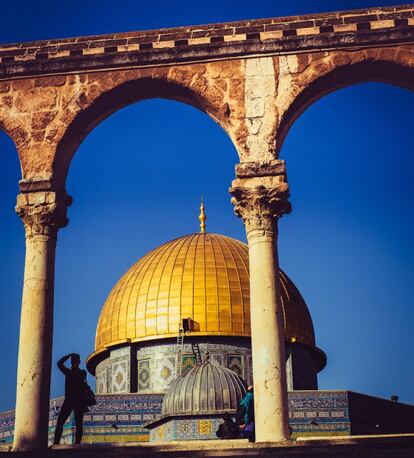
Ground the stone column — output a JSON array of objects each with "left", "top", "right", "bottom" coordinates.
[
  {"left": 230, "top": 160, "right": 291, "bottom": 442},
  {"left": 12, "top": 189, "right": 71, "bottom": 451}
]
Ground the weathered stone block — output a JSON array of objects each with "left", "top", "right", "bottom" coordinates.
[
  {"left": 13, "top": 87, "right": 58, "bottom": 112},
  {"left": 0, "top": 82, "right": 10, "bottom": 93},
  {"left": 31, "top": 111, "right": 57, "bottom": 130},
  {"left": 31, "top": 131, "right": 46, "bottom": 142},
  {"left": 209, "top": 61, "right": 236, "bottom": 79},
  {"left": 34, "top": 76, "right": 67, "bottom": 87},
  {"left": 245, "top": 98, "right": 265, "bottom": 118},
  {"left": 1, "top": 95, "right": 13, "bottom": 108}
]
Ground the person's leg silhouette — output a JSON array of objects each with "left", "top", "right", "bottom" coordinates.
[
  {"left": 53, "top": 402, "right": 73, "bottom": 445},
  {"left": 74, "top": 408, "right": 85, "bottom": 444}
]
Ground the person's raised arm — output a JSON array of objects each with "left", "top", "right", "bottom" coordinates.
[{"left": 57, "top": 354, "right": 71, "bottom": 375}]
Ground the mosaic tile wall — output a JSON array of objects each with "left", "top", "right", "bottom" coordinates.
[
  {"left": 137, "top": 359, "right": 151, "bottom": 391},
  {"left": 0, "top": 409, "right": 14, "bottom": 446},
  {"left": 95, "top": 339, "right": 319, "bottom": 395},
  {"left": 288, "top": 391, "right": 350, "bottom": 438},
  {"left": 0, "top": 397, "right": 74, "bottom": 447},
  {"left": 81, "top": 394, "right": 163, "bottom": 443},
  {"left": 149, "top": 391, "right": 352, "bottom": 441},
  {"left": 96, "top": 347, "right": 132, "bottom": 394},
  {"left": 47, "top": 397, "right": 76, "bottom": 445},
  {"left": 136, "top": 341, "right": 253, "bottom": 394},
  {"left": 2, "top": 391, "right": 413, "bottom": 444},
  {"left": 150, "top": 416, "right": 225, "bottom": 442}
]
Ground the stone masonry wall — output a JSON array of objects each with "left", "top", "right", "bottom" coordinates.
[{"left": 0, "top": 4, "right": 412, "bottom": 193}]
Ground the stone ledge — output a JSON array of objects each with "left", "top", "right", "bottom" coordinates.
[
  {"left": 1, "top": 4, "right": 413, "bottom": 50},
  {"left": 2, "top": 434, "right": 414, "bottom": 457},
  {"left": 0, "top": 5, "right": 413, "bottom": 79}
]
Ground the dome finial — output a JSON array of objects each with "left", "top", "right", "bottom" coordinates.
[{"left": 199, "top": 196, "right": 207, "bottom": 234}]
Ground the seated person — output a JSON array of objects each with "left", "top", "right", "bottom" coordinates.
[{"left": 216, "top": 412, "right": 240, "bottom": 439}]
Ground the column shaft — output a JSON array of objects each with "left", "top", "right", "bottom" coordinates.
[
  {"left": 248, "top": 227, "right": 289, "bottom": 442},
  {"left": 13, "top": 234, "right": 56, "bottom": 450},
  {"left": 229, "top": 160, "right": 291, "bottom": 442},
  {"left": 12, "top": 189, "right": 70, "bottom": 451}
]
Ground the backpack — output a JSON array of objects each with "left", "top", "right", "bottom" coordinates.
[{"left": 84, "top": 383, "right": 96, "bottom": 406}]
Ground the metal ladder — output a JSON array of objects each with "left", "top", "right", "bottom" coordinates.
[
  {"left": 191, "top": 343, "right": 202, "bottom": 365},
  {"left": 176, "top": 327, "right": 185, "bottom": 376}
]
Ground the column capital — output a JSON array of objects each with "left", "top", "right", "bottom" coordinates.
[
  {"left": 229, "top": 160, "right": 291, "bottom": 235},
  {"left": 15, "top": 190, "right": 72, "bottom": 239}
]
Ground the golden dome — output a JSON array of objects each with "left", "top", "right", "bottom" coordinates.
[{"left": 90, "top": 233, "right": 316, "bottom": 366}]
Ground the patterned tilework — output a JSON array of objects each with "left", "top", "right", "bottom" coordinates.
[
  {"left": 149, "top": 392, "right": 352, "bottom": 442},
  {"left": 181, "top": 354, "right": 197, "bottom": 374},
  {"left": 82, "top": 426, "right": 149, "bottom": 443},
  {"left": 198, "top": 419, "right": 213, "bottom": 436},
  {"left": 135, "top": 341, "right": 256, "bottom": 393},
  {"left": 47, "top": 397, "right": 75, "bottom": 445},
  {"left": 0, "top": 397, "right": 75, "bottom": 446},
  {"left": 151, "top": 420, "right": 174, "bottom": 442},
  {"left": 209, "top": 354, "right": 224, "bottom": 366},
  {"left": 125, "top": 340, "right": 314, "bottom": 394},
  {"left": 82, "top": 394, "right": 163, "bottom": 444},
  {"left": 137, "top": 359, "right": 151, "bottom": 391},
  {"left": 111, "top": 347, "right": 130, "bottom": 358},
  {"left": 112, "top": 361, "right": 128, "bottom": 393},
  {"left": 0, "top": 409, "right": 14, "bottom": 445},
  {"left": 157, "top": 356, "right": 176, "bottom": 390},
  {"left": 149, "top": 391, "right": 353, "bottom": 442},
  {"left": 96, "top": 348, "right": 131, "bottom": 394},
  {"left": 227, "top": 355, "right": 244, "bottom": 379},
  {"left": 0, "top": 5, "right": 412, "bottom": 70},
  {"left": 96, "top": 364, "right": 108, "bottom": 394},
  {"left": 106, "top": 366, "right": 112, "bottom": 393},
  {"left": 150, "top": 416, "right": 226, "bottom": 441},
  {"left": 0, "top": 394, "right": 164, "bottom": 445},
  {"left": 3, "top": 391, "right": 413, "bottom": 444},
  {"left": 289, "top": 391, "right": 350, "bottom": 438}
]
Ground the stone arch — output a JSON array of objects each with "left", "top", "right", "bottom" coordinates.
[
  {"left": 53, "top": 70, "right": 233, "bottom": 186},
  {"left": 0, "top": 118, "right": 25, "bottom": 179},
  {"left": 276, "top": 47, "right": 414, "bottom": 157}
]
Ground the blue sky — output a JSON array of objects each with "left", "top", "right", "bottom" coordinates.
[{"left": 0, "top": 0, "right": 413, "bottom": 412}]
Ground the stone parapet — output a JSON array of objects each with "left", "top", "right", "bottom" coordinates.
[{"left": 0, "top": 5, "right": 413, "bottom": 78}]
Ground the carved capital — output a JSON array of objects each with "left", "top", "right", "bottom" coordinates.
[
  {"left": 229, "top": 160, "right": 291, "bottom": 235},
  {"left": 16, "top": 191, "right": 72, "bottom": 238}
]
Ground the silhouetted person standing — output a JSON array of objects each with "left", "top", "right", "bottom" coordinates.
[{"left": 53, "top": 353, "right": 87, "bottom": 445}]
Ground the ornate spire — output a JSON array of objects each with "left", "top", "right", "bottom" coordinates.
[{"left": 199, "top": 196, "right": 207, "bottom": 233}]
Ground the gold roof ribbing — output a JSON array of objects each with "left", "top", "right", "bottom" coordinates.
[{"left": 94, "top": 233, "right": 315, "bottom": 355}]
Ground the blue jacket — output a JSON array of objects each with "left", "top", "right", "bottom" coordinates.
[{"left": 239, "top": 391, "right": 254, "bottom": 424}]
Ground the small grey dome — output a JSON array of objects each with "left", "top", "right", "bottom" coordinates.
[{"left": 161, "top": 361, "right": 247, "bottom": 417}]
